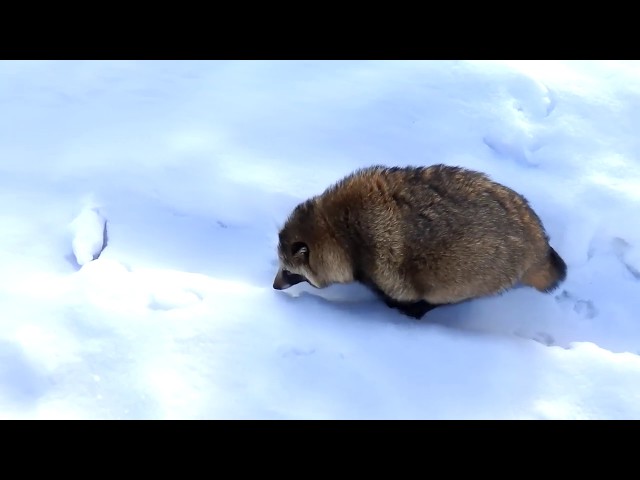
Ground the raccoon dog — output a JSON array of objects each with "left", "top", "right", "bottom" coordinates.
[{"left": 273, "top": 164, "right": 567, "bottom": 319}]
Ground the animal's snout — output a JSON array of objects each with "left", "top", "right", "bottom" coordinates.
[{"left": 273, "top": 269, "right": 307, "bottom": 290}]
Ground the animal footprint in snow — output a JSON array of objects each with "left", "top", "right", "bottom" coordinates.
[
  {"left": 483, "top": 79, "right": 556, "bottom": 167},
  {"left": 506, "top": 77, "right": 556, "bottom": 120},
  {"left": 533, "top": 331, "right": 555, "bottom": 346},
  {"left": 555, "top": 289, "right": 598, "bottom": 319},
  {"left": 612, "top": 237, "right": 640, "bottom": 280},
  {"left": 483, "top": 133, "right": 536, "bottom": 167},
  {"left": 573, "top": 299, "right": 598, "bottom": 319},
  {"left": 514, "top": 328, "right": 555, "bottom": 346}
]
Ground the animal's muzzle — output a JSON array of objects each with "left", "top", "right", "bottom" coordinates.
[{"left": 273, "top": 269, "right": 307, "bottom": 290}]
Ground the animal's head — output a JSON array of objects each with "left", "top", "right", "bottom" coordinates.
[{"left": 273, "top": 199, "right": 352, "bottom": 291}]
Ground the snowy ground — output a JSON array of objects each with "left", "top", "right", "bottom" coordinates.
[{"left": 1, "top": 60, "right": 640, "bottom": 419}]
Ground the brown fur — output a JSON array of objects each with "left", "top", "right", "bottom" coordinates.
[{"left": 273, "top": 164, "right": 567, "bottom": 318}]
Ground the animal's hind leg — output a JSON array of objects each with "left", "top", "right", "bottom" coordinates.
[
  {"left": 366, "top": 283, "right": 439, "bottom": 319},
  {"left": 389, "top": 299, "right": 439, "bottom": 319}
]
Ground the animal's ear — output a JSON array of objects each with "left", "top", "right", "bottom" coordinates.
[{"left": 291, "top": 242, "right": 309, "bottom": 258}]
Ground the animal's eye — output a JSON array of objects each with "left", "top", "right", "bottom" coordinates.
[{"left": 291, "top": 242, "right": 309, "bottom": 257}]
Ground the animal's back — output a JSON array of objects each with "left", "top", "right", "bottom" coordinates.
[{"left": 319, "top": 164, "right": 563, "bottom": 305}]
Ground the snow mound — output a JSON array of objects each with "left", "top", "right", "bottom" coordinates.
[{"left": 69, "top": 202, "right": 107, "bottom": 267}]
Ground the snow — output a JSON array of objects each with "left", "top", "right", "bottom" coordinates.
[
  {"left": 69, "top": 201, "right": 107, "bottom": 266},
  {"left": 1, "top": 60, "right": 640, "bottom": 419}
]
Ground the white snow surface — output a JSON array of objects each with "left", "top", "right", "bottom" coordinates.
[
  {"left": 1, "top": 60, "right": 640, "bottom": 419},
  {"left": 69, "top": 201, "right": 106, "bottom": 266}
]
